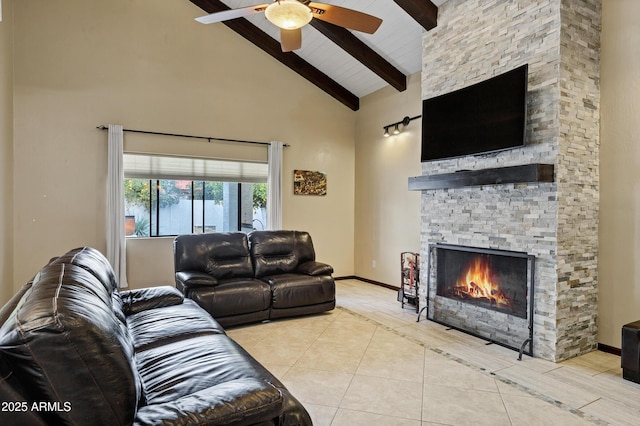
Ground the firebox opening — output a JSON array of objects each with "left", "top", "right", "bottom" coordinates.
[
  {"left": 436, "top": 248, "right": 529, "bottom": 319},
  {"left": 426, "top": 244, "right": 535, "bottom": 358}
]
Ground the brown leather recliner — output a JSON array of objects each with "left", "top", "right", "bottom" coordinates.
[
  {"left": 250, "top": 230, "right": 336, "bottom": 320},
  {"left": 174, "top": 232, "right": 272, "bottom": 327},
  {"left": 174, "top": 230, "right": 336, "bottom": 327}
]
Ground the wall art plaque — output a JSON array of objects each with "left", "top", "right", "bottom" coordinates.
[{"left": 293, "top": 170, "right": 327, "bottom": 196}]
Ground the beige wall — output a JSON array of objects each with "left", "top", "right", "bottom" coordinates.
[
  {"left": 10, "top": 0, "right": 355, "bottom": 291},
  {"left": 599, "top": 0, "right": 640, "bottom": 348},
  {"left": 0, "top": 0, "right": 14, "bottom": 302},
  {"left": 354, "top": 73, "right": 422, "bottom": 286},
  {"left": 5, "top": 0, "right": 639, "bottom": 352}
]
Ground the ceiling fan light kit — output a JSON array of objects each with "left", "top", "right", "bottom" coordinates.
[
  {"left": 195, "top": 0, "right": 383, "bottom": 52},
  {"left": 265, "top": 0, "right": 312, "bottom": 30}
]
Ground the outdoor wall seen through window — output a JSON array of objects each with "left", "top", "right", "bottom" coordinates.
[{"left": 124, "top": 179, "right": 267, "bottom": 237}]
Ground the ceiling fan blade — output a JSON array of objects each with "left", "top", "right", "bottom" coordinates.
[
  {"left": 308, "top": 2, "right": 382, "bottom": 34},
  {"left": 280, "top": 28, "right": 302, "bottom": 52},
  {"left": 195, "top": 4, "right": 269, "bottom": 24}
]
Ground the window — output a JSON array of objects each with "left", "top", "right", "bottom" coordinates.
[{"left": 123, "top": 154, "right": 268, "bottom": 237}]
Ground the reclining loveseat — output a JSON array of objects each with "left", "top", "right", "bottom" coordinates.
[
  {"left": 0, "top": 247, "right": 311, "bottom": 425},
  {"left": 174, "top": 230, "right": 336, "bottom": 327}
]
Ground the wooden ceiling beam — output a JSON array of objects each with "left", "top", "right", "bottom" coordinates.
[
  {"left": 393, "top": 0, "right": 438, "bottom": 31},
  {"left": 189, "top": 0, "right": 359, "bottom": 111},
  {"left": 309, "top": 20, "right": 407, "bottom": 92}
]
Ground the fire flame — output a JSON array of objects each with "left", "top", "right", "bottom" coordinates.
[{"left": 453, "top": 257, "right": 510, "bottom": 307}]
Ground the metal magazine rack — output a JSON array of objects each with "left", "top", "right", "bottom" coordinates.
[{"left": 399, "top": 252, "right": 420, "bottom": 313}]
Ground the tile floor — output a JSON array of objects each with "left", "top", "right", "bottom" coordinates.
[{"left": 225, "top": 279, "right": 640, "bottom": 425}]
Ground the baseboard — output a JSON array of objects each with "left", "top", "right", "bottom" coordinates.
[
  {"left": 334, "top": 275, "right": 400, "bottom": 291},
  {"left": 598, "top": 343, "right": 621, "bottom": 356},
  {"left": 334, "top": 275, "right": 357, "bottom": 281}
]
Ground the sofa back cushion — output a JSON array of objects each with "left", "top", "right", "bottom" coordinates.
[
  {"left": 51, "top": 246, "right": 120, "bottom": 293},
  {"left": 250, "top": 230, "right": 316, "bottom": 278},
  {"left": 0, "top": 256, "right": 140, "bottom": 425},
  {"left": 174, "top": 233, "right": 254, "bottom": 279},
  {"left": 292, "top": 231, "right": 316, "bottom": 264}
]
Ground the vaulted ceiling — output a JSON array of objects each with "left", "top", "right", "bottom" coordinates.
[{"left": 188, "top": 0, "right": 446, "bottom": 111}]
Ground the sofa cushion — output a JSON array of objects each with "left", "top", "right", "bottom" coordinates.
[
  {"left": 51, "top": 247, "right": 128, "bottom": 322},
  {"left": 174, "top": 232, "right": 254, "bottom": 279},
  {"left": 175, "top": 271, "right": 219, "bottom": 290},
  {"left": 188, "top": 278, "right": 271, "bottom": 318},
  {"left": 51, "top": 246, "right": 120, "bottom": 293},
  {"left": 121, "top": 285, "right": 184, "bottom": 315},
  {"left": 266, "top": 274, "right": 335, "bottom": 309},
  {"left": 0, "top": 351, "right": 48, "bottom": 426},
  {"left": 127, "top": 299, "right": 225, "bottom": 352},
  {"left": 297, "top": 260, "right": 334, "bottom": 276},
  {"left": 292, "top": 231, "right": 317, "bottom": 264},
  {"left": 250, "top": 230, "right": 318, "bottom": 277},
  {"left": 135, "top": 332, "right": 312, "bottom": 425},
  {"left": 134, "top": 378, "right": 283, "bottom": 426},
  {"left": 137, "top": 334, "right": 273, "bottom": 403},
  {"left": 0, "top": 262, "right": 141, "bottom": 425}
]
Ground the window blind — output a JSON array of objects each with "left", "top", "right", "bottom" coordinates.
[{"left": 123, "top": 153, "right": 268, "bottom": 183}]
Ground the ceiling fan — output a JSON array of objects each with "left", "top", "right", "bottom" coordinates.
[{"left": 195, "top": 0, "right": 383, "bottom": 52}]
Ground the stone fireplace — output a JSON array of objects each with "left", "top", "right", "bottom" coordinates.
[{"left": 414, "top": 0, "right": 601, "bottom": 362}]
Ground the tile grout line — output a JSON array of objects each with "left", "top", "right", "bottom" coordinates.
[
  {"left": 331, "top": 309, "right": 363, "bottom": 419},
  {"left": 496, "top": 378, "right": 516, "bottom": 426},
  {"left": 326, "top": 307, "right": 424, "bottom": 423},
  {"left": 335, "top": 305, "right": 610, "bottom": 426}
]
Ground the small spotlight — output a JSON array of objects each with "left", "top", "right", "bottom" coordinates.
[
  {"left": 393, "top": 124, "right": 400, "bottom": 135},
  {"left": 383, "top": 127, "right": 390, "bottom": 137}
]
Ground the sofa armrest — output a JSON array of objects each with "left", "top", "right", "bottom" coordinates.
[
  {"left": 297, "top": 261, "right": 334, "bottom": 276},
  {"left": 176, "top": 271, "right": 219, "bottom": 288},
  {"left": 134, "top": 378, "right": 283, "bottom": 426},
  {"left": 120, "top": 286, "right": 184, "bottom": 315}
]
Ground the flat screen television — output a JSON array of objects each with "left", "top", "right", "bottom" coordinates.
[{"left": 421, "top": 64, "right": 528, "bottom": 162}]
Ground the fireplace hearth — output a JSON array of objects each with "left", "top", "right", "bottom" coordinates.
[{"left": 424, "top": 244, "right": 535, "bottom": 357}]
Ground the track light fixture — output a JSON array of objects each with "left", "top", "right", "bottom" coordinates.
[{"left": 382, "top": 115, "right": 421, "bottom": 137}]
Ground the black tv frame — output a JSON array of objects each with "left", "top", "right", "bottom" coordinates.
[{"left": 421, "top": 64, "right": 528, "bottom": 162}]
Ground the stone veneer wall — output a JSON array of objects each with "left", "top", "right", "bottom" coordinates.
[{"left": 419, "top": 0, "right": 600, "bottom": 361}]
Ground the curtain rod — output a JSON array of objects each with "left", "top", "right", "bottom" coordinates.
[{"left": 96, "top": 125, "right": 288, "bottom": 147}]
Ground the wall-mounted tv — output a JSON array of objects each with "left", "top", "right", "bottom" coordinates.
[{"left": 421, "top": 64, "right": 528, "bottom": 162}]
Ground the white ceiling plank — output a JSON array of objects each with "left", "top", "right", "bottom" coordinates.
[{"left": 211, "top": 0, "right": 446, "bottom": 97}]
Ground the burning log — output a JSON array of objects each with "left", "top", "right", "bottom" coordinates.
[{"left": 449, "top": 258, "right": 513, "bottom": 309}]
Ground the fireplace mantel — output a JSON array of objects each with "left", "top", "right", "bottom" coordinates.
[{"left": 408, "top": 164, "right": 554, "bottom": 191}]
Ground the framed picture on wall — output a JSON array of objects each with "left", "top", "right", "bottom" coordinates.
[{"left": 293, "top": 170, "right": 327, "bottom": 196}]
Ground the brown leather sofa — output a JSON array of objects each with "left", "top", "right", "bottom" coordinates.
[
  {"left": 0, "top": 247, "right": 311, "bottom": 425},
  {"left": 174, "top": 230, "right": 336, "bottom": 327}
]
